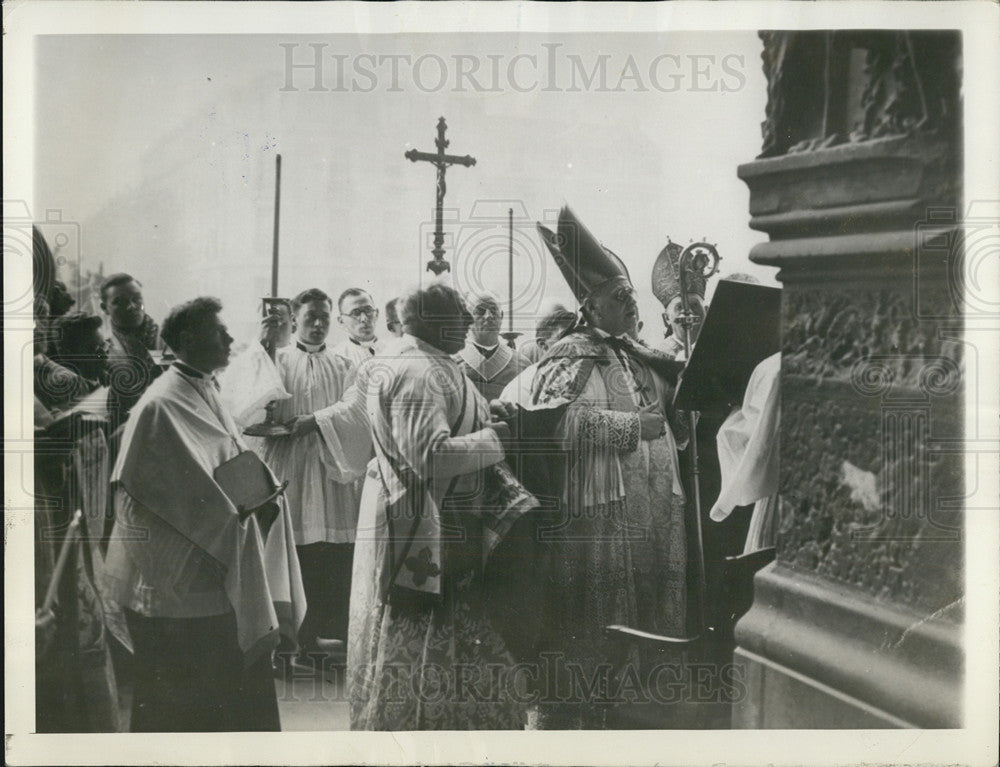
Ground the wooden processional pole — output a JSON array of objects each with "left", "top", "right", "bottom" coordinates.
[
  {"left": 245, "top": 153, "right": 290, "bottom": 437},
  {"left": 271, "top": 153, "right": 282, "bottom": 297},
  {"left": 501, "top": 207, "right": 520, "bottom": 349}
]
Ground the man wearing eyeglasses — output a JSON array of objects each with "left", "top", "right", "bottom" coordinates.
[
  {"left": 100, "top": 273, "right": 164, "bottom": 431},
  {"left": 331, "top": 288, "right": 383, "bottom": 366}
]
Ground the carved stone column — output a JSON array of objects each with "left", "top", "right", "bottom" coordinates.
[{"left": 733, "top": 31, "right": 963, "bottom": 728}]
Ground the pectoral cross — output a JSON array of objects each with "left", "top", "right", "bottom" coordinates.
[{"left": 405, "top": 117, "right": 477, "bottom": 275}]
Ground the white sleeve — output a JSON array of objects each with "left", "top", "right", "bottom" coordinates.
[
  {"left": 314, "top": 373, "right": 373, "bottom": 482},
  {"left": 390, "top": 373, "right": 505, "bottom": 482},
  {"left": 219, "top": 342, "right": 290, "bottom": 428},
  {"left": 710, "top": 353, "right": 781, "bottom": 521}
]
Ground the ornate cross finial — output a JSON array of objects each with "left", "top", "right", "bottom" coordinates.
[{"left": 405, "top": 117, "right": 477, "bottom": 275}]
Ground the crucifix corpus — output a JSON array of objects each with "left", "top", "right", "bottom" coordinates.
[{"left": 405, "top": 116, "right": 477, "bottom": 275}]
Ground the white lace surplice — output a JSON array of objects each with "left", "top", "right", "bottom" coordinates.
[{"left": 224, "top": 343, "right": 361, "bottom": 545}]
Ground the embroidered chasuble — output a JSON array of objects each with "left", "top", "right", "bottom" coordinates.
[
  {"left": 457, "top": 341, "right": 531, "bottom": 402},
  {"left": 348, "top": 334, "right": 538, "bottom": 730},
  {"left": 528, "top": 327, "right": 688, "bottom": 726}
]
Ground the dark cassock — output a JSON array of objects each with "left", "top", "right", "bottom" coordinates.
[
  {"left": 340, "top": 286, "right": 538, "bottom": 730},
  {"left": 528, "top": 207, "right": 688, "bottom": 728},
  {"left": 34, "top": 401, "right": 122, "bottom": 733},
  {"left": 103, "top": 338, "right": 305, "bottom": 731}
]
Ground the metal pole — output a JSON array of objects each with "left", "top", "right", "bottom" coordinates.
[
  {"left": 679, "top": 283, "right": 709, "bottom": 635},
  {"left": 500, "top": 208, "right": 521, "bottom": 350},
  {"left": 508, "top": 208, "right": 514, "bottom": 334},
  {"left": 271, "top": 153, "right": 282, "bottom": 297},
  {"left": 676, "top": 241, "right": 720, "bottom": 636}
]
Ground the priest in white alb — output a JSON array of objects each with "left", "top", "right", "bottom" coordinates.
[{"left": 222, "top": 288, "right": 361, "bottom": 660}]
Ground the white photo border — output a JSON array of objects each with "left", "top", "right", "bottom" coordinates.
[{"left": 4, "top": 2, "right": 998, "bottom": 765}]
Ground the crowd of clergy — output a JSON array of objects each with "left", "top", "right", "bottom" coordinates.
[{"left": 31, "top": 207, "right": 779, "bottom": 732}]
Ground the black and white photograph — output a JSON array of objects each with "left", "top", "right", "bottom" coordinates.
[{"left": 4, "top": 2, "right": 998, "bottom": 765}]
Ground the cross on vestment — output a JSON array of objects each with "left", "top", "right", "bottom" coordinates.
[
  {"left": 624, "top": 354, "right": 656, "bottom": 407},
  {"left": 404, "top": 117, "right": 477, "bottom": 275},
  {"left": 608, "top": 339, "right": 656, "bottom": 407}
]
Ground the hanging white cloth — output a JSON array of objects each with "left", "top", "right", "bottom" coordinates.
[{"left": 710, "top": 352, "right": 781, "bottom": 553}]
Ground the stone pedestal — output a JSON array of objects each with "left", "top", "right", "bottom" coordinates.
[{"left": 732, "top": 31, "right": 964, "bottom": 729}]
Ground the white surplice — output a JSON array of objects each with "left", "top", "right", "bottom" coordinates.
[
  {"left": 223, "top": 342, "right": 361, "bottom": 546},
  {"left": 710, "top": 352, "right": 781, "bottom": 553},
  {"left": 331, "top": 337, "right": 381, "bottom": 368},
  {"left": 104, "top": 365, "right": 305, "bottom": 661},
  {"left": 311, "top": 336, "right": 414, "bottom": 484}
]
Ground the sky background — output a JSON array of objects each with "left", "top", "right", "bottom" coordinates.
[{"left": 35, "top": 32, "right": 774, "bottom": 346}]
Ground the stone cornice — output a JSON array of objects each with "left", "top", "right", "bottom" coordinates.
[{"left": 735, "top": 564, "right": 963, "bottom": 728}]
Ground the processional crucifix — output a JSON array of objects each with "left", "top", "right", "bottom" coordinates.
[{"left": 405, "top": 117, "right": 477, "bottom": 275}]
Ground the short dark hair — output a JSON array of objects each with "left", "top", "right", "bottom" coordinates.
[
  {"left": 399, "top": 283, "right": 468, "bottom": 326},
  {"left": 536, "top": 307, "right": 577, "bottom": 340},
  {"left": 161, "top": 297, "right": 223, "bottom": 352},
  {"left": 49, "top": 280, "right": 76, "bottom": 318},
  {"left": 292, "top": 288, "right": 332, "bottom": 313},
  {"left": 100, "top": 273, "right": 140, "bottom": 301},
  {"left": 337, "top": 287, "right": 371, "bottom": 313},
  {"left": 55, "top": 312, "right": 103, "bottom": 353},
  {"left": 385, "top": 297, "right": 401, "bottom": 325}
]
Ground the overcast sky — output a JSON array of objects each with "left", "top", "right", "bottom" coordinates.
[{"left": 36, "top": 32, "right": 773, "bottom": 345}]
